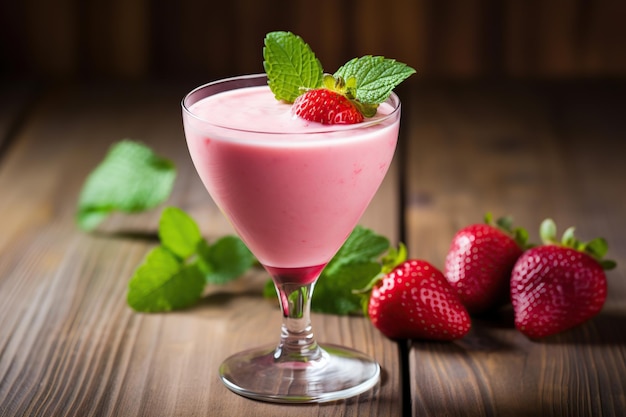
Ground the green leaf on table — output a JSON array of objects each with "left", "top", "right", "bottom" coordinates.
[
  {"left": 127, "top": 246, "right": 206, "bottom": 312},
  {"left": 312, "top": 226, "right": 390, "bottom": 315},
  {"left": 197, "top": 235, "right": 256, "bottom": 284},
  {"left": 159, "top": 207, "right": 203, "bottom": 259},
  {"left": 127, "top": 208, "right": 255, "bottom": 313},
  {"left": 312, "top": 261, "right": 383, "bottom": 315},
  {"left": 76, "top": 140, "right": 176, "bottom": 231}
]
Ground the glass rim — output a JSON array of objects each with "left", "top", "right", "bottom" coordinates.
[{"left": 181, "top": 73, "right": 401, "bottom": 135}]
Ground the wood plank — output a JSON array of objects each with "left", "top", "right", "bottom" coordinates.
[
  {"left": 404, "top": 80, "right": 626, "bottom": 416},
  {"left": 0, "top": 81, "right": 402, "bottom": 416}
]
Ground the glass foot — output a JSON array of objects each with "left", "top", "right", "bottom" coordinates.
[{"left": 219, "top": 344, "right": 381, "bottom": 403}]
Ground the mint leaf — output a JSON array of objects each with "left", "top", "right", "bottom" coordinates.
[
  {"left": 76, "top": 140, "right": 176, "bottom": 231},
  {"left": 128, "top": 208, "right": 255, "bottom": 312},
  {"left": 159, "top": 207, "right": 202, "bottom": 259},
  {"left": 312, "top": 226, "right": 390, "bottom": 314},
  {"left": 313, "top": 261, "right": 382, "bottom": 315},
  {"left": 127, "top": 246, "right": 205, "bottom": 312},
  {"left": 334, "top": 56, "right": 416, "bottom": 104},
  {"left": 263, "top": 31, "right": 323, "bottom": 102},
  {"left": 197, "top": 235, "right": 255, "bottom": 284},
  {"left": 324, "top": 225, "right": 390, "bottom": 275}
]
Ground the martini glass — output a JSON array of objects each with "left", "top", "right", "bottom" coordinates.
[{"left": 182, "top": 74, "right": 401, "bottom": 403}]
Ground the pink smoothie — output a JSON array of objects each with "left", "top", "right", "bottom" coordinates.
[{"left": 183, "top": 82, "right": 400, "bottom": 274}]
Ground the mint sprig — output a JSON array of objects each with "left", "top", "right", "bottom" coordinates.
[
  {"left": 335, "top": 56, "right": 416, "bottom": 104},
  {"left": 263, "top": 32, "right": 416, "bottom": 111},
  {"left": 127, "top": 207, "right": 255, "bottom": 312},
  {"left": 263, "top": 31, "right": 323, "bottom": 102},
  {"left": 76, "top": 140, "right": 176, "bottom": 231}
]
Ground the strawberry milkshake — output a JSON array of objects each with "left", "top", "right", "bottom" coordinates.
[
  {"left": 183, "top": 77, "right": 400, "bottom": 282},
  {"left": 182, "top": 31, "right": 414, "bottom": 404}
]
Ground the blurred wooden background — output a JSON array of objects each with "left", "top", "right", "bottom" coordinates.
[{"left": 1, "top": 0, "right": 625, "bottom": 82}]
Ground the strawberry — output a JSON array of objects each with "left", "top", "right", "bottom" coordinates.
[
  {"left": 291, "top": 74, "right": 379, "bottom": 125},
  {"left": 292, "top": 88, "right": 363, "bottom": 125},
  {"left": 510, "top": 219, "right": 616, "bottom": 338},
  {"left": 366, "top": 245, "right": 471, "bottom": 340},
  {"left": 444, "top": 214, "right": 527, "bottom": 314}
]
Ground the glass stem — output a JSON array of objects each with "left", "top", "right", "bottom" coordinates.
[{"left": 273, "top": 281, "right": 324, "bottom": 363}]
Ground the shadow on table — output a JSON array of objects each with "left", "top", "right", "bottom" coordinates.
[
  {"left": 408, "top": 305, "right": 626, "bottom": 354},
  {"left": 535, "top": 312, "right": 626, "bottom": 346},
  {"left": 92, "top": 229, "right": 160, "bottom": 242},
  {"left": 465, "top": 307, "right": 626, "bottom": 347}
]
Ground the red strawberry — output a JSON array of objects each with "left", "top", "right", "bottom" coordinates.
[
  {"left": 510, "top": 219, "right": 616, "bottom": 338},
  {"left": 292, "top": 88, "right": 363, "bottom": 125},
  {"left": 444, "top": 214, "right": 527, "bottom": 314},
  {"left": 367, "top": 246, "right": 471, "bottom": 340}
]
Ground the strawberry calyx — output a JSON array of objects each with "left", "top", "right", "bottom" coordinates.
[
  {"left": 380, "top": 242, "right": 408, "bottom": 274},
  {"left": 321, "top": 74, "right": 378, "bottom": 118},
  {"left": 484, "top": 212, "right": 531, "bottom": 250},
  {"left": 358, "top": 242, "right": 408, "bottom": 290},
  {"left": 539, "top": 218, "right": 616, "bottom": 270},
  {"left": 322, "top": 73, "right": 356, "bottom": 99},
  {"left": 353, "top": 242, "right": 407, "bottom": 313}
]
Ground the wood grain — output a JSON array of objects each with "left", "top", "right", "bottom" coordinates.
[
  {"left": 1, "top": 80, "right": 625, "bottom": 417},
  {"left": 404, "top": 80, "right": 626, "bottom": 416},
  {"left": 0, "top": 82, "right": 401, "bottom": 416}
]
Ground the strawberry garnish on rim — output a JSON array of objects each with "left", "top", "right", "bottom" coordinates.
[
  {"left": 292, "top": 74, "right": 376, "bottom": 125},
  {"left": 292, "top": 88, "right": 363, "bottom": 125},
  {"left": 263, "top": 32, "right": 416, "bottom": 126}
]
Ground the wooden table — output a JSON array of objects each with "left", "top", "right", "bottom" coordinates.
[{"left": 1, "top": 79, "right": 624, "bottom": 417}]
